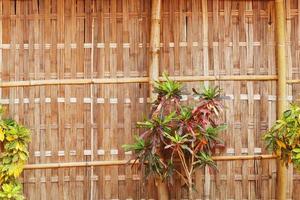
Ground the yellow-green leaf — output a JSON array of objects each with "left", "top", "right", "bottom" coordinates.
[
  {"left": 6, "top": 135, "right": 17, "bottom": 141},
  {"left": 0, "top": 128, "right": 4, "bottom": 141},
  {"left": 276, "top": 140, "right": 287, "bottom": 149}
]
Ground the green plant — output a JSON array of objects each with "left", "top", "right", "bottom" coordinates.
[
  {"left": 0, "top": 107, "right": 31, "bottom": 200},
  {"left": 264, "top": 104, "right": 300, "bottom": 169},
  {"left": 123, "top": 76, "right": 226, "bottom": 200}
]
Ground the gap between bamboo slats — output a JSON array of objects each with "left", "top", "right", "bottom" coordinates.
[
  {"left": 0, "top": 75, "right": 279, "bottom": 87},
  {"left": 23, "top": 154, "right": 277, "bottom": 170}
]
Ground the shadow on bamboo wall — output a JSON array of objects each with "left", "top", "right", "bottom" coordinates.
[{"left": 0, "top": 0, "right": 300, "bottom": 199}]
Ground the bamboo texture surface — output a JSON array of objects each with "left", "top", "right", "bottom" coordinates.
[{"left": 1, "top": 0, "right": 300, "bottom": 199}]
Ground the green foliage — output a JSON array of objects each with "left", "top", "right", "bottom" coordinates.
[
  {"left": 193, "top": 86, "right": 221, "bottom": 100},
  {"left": 0, "top": 106, "right": 30, "bottom": 200},
  {"left": 123, "top": 75, "right": 226, "bottom": 197},
  {"left": 264, "top": 104, "right": 300, "bottom": 169},
  {"left": 194, "top": 151, "right": 217, "bottom": 170},
  {"left": 0, "top": 183, "right": 24, "bottom": 200},
  {"left": 153, "top": 73, "right": 184, "bottom": 99}
]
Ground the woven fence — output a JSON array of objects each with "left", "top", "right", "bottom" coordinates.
[{"left": 1, "top": 0, "right": 300, "bottom": 199}]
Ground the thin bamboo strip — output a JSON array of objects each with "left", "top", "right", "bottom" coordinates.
[
  {"left": 90, "top": 14, "right": 95, "bottom": 200},
  {"left": 0, "top": 75, "right": 280, "bottom": 88},
  {"left": 24, "top": 155, "right": 277, "bottom": 170}
]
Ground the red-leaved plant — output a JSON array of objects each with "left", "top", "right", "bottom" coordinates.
[{"left": 123, "top": 75, "right": 226, "bottom": 199}]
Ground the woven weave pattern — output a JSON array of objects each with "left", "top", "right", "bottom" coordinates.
[{"left": 0, "top": 0, "right": 299, "bottom": 199}]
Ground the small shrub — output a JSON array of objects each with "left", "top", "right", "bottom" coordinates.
[
  {"left": 123, "top": 74, "right": 226, "bottom": 200},
  {"left": 264, "top": 104, "right": 300, "bottom": 169}
]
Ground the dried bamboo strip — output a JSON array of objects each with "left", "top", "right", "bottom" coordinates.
[
  {"left": 0, "top": 42, "right": 274, "bottom": 49},
  {"left": 24, "top": 155, "right": 277, "bottom": 170},
  {"left": 90, "top": 14, "right": 95, "bottom": 200}
]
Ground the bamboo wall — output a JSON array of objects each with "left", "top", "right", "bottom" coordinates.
[{"left": 0, "top": 0, "right": 300, "bottom": 199}]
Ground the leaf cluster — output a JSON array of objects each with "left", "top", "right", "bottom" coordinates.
[
  {"left": 0, "top": 107, "right": 31, "bottom": 200},
  {"left": 264, "top": 104, "right": 300, "bottom": 169}
]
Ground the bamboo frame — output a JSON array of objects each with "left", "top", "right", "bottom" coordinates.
[
  {"left": 0, "top": 0, "right": 296, "bottom": 198},
  {"left": 275, "top": 0, "right": 287, "bottom": 199},
  {"left": 23, "top": 155, "right": 277, "bottom": 170}
]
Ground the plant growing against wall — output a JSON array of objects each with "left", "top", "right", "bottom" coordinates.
[
  {"left": 0, "top": 106, "right": 31, "bottom": 200},
  {"left": 123, "top": 75, "right": 226, "bottom": 200},
  {"left": 264, "top": 104, "right": 300, "bottom": 169}
]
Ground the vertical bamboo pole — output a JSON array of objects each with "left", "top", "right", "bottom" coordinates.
[
  {"left": 149, "top": 0, "right": 169, "bottom": 200},
  {"left": 275, "top": 0, "right": 287, "bottom": 199},
  {"left": 149, "top": 0, "right": 161, "bottom": 99}
]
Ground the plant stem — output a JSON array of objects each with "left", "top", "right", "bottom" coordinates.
[
  {"left": 178, "top": 148, "right": 194, "bottom": 200},
  {"left": 155, "top": 177, "right": 169, "bottom": 200},
  {"left": 188, "top": 176, "right": 193, "bottom": 200}
]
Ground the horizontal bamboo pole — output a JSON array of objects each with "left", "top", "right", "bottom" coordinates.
[
  {"left": 0, "top": 75, "right": 279, "bottom": 88},
  {"left": 0, "top": 77, "right": 149, "bottom": 87},
  {"left": 287, "top": 79, "right": 300, "bottom": 84},
  {"left": 163, "top": 75, "right": 278, "bottom": 82},
  {"left": 211, "top": 154, "right": 276, "bottom": 161},
  {"left": 24, "top": 154, "right": 276, "bottom": 170}
]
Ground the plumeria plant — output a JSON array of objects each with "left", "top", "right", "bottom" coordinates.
[
  {"left": 123, "top": 74, "right": 226, "bottom": 200},
  {"left": 264, "top": 104, "right": 300, "bottom": 168},
  {"left": 0, "top": 106, "right": 31, "bottom": 200}
]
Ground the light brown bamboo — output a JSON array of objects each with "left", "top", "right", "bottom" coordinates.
[
  {"left": 164, "top": 75, "right": 278, "bottom": 82},
  {"left": 90, "top": 16, "right": 95, "bottom": 200},
  {"left": 0, "top": 77, "right": 149, "bottom": 87},
  {"left": 0, "top": 75, "right": 279, "bottom": 88},
  {"left": 149, "top": 0, "right": 169, "bottom": 199},
  {"left": 287, "top": 79, "right": 300, "bottom": 84},
  {"left": 23, "top": 154, "right": 277, "bottom": 170},
  {"left": 149, "top": 0, "right": 161, "bottom": 100},
  {"left": 3, "top": 10, "right": 300, "bottom": 20},
  {"left": 275, "top": 0, "right": 287, "bottom": 199}
]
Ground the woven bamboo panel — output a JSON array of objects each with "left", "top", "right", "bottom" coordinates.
[{"left": 0, "top": 0, "right": 299, "bottom": 199}]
